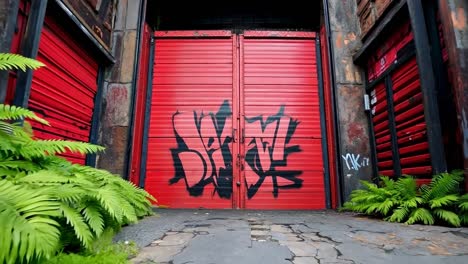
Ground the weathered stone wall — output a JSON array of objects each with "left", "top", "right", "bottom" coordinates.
[
  {"left": 97, "top": 0, "right": 141, "bottom": 176},
  {"left": 326, "top": 0, "right": 372, "bottom": 200},
  {"left": 438, "top": 0, "right": 468, "bottom": 190}
]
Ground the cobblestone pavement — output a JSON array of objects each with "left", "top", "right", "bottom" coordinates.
[{"left": 114, "top": 210, "right": 468, "bottom": 264}]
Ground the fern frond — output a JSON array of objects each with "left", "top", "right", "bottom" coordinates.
[
  {"left": 433, "top": 209, "right": 461, "bottom": 227},
  {"left": 406, "top": 208, "right": 434, "bottom": 225},
  {"left": 459, "top": 194, "right": 468, "bottom": 211},
  {"left": 0, "top": 53, "right": 45, "bottom": 71},
  {"left": 19, "top": 140, "right": 105, "bottom": 158},
  {"left": 401, "top": 197, "right": 423, "bottom": 208},
  {"left": 380, "top": 176, "right": 395, "bottom": 189},
  {"left": 82, "top": 203, "right": 105, "bottom": 237},
  {"left": 460, "top": 213, "right": 468, "bottom": 226},
  {"left": 429, "top": 194, "right": 459, "bottom": 209},
  {"left": 395, "top": 176, "right": 417, "bottom": 199},
  {"left": 0, "top": 180, "right": 61, "bottom": 264},
  {"left": 0, "top": 104, "right": 48, "bottom": 125},
  {"left": 59, "top": 204, "right": 93, "bottom": 249},
  {"left": 387, "top": 207, "right": 410, "bottom": 223},
  {"left": 376, "top": 199, "right": 397, "bottom": 216},
  {"left": 423, "top": 172, "right": 463, "bottom": 200}
]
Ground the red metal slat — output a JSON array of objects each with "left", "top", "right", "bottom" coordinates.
[
  {"left": 394, "top": 104, "right": 424, "bottom": 124},
  {"left": 400, "top": 154, "right": 431, "bottom": 166},
  {"left": 373, "top": 119, "right": 390, "bottom": 134},
  {"left": 155, "top": 30, "right": 232, "bottom": 37},
  {"left": 393, "top": 92, "right": 423, "bottom": 114},
  {"left": 377, "top": 150, "right": 393, "bottom": 160},
  {"left": 402, "top": 167, "right": 432, "bottom": 175},
  {"left": 243, "top": 31, "right": 316, "bottom": 38},
  {"left": 399, "top": 142, "right": 429, "bottom": 156}
]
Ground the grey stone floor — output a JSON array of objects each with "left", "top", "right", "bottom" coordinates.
[{"left": 114, "top": 210, "right": 468, "bottom": 264}]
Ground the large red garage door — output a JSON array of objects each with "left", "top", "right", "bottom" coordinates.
[{"left": 145, "top": 31, "right": 326, "bottom": 209}]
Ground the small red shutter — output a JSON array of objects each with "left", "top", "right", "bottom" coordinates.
[
  {"left": 29, "top": 16, "right": 99, "bottom": 164},
  {"left": 392, "top": 58, "right": 432, "bottom": 176},
  {"left": 241, "top": 33, "right": 326, "bottom": 209},
  {"left": 368, "top": 21, "right": 432, "bottom": 180}
]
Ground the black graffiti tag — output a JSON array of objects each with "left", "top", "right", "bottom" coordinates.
[
  {"left": 169, "top": 100, "right": 233, "bottom": 199},
  {"left": 170, "top": 101, "right": 302, "bottom": 199},
  {"left": 244, "top": 105, "right": 302, "bottom": 198}
]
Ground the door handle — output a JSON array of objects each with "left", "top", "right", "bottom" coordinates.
[{"left": 232, "top": 128, "right": 237, "bottom": 142}]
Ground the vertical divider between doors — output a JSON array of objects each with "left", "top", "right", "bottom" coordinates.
[
  {"left": 238, "top": 34, "right": 246, "bottom": 209},
  {"left": 232, "top": 34, "right": 240, "bottom": 209}
]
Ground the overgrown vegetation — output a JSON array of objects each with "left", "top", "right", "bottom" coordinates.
[
  {"left": 342, "top": 170, "right": 468, "bottom": 227},
  {"left": 0, "top": 53, "right": 155, "bottom": 263}
]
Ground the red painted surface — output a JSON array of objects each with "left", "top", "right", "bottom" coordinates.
[
  {"left": 154, "top": 30, "right": 231, "bottom": 37},
  {"left": 129, "top": 23, "right": 152, "bottom": 186},
  {"left": 243, "top": 31, "right": 316, "bottom": 38},
  {"left": 146, "top": 35, "right": 235, "bottom": 209},
  {"left": 391, "top": 58, "right": 432, "bottom": 177},
  {"left": 146, "top": 31, "right": 326, "bottom": 209},
  {"left": 28, "top": 16, "right": 99, "bottom": 164},
  {"left": 370, "top": 82, "right": 393, "bottom": 177},
  {"left": 367, "top": 22, "right": 413, "bottom": 82},
  {"left": 320, "top": 26, "right": 338, "bottom": 208}
]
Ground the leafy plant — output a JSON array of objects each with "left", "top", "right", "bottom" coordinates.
[
  {"left": 0, "top": 103, "right": 154, "bottom": 264},
  {"left": 0, "top": 53, "right": 45, "bottom": 71},
  {"left": 342, "top": 170, "right": 466, "bottom": 227}
]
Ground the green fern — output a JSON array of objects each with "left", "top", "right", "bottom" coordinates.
[
  {"left": 422, "top": 171, "right": 463, "bottom": 201},
  {"left": 0, "top": 104, "right": 155, "bottom": 262},
  {"left": 406, "top": 208, "right": 434, "bottom": 225},
  {"left": 0, "top": 53, "right": 45, "bottom": 71},
  {"left": 433, "top": 208, "right": 461, "bottom": 227},
  {"left": 0, "top": 104, "right": 48, "bottom": 125},
  {"left": 343, "top": 172, "right": 466, "bottom": 227},
  {"left": 0, "top": 180, "right": 61, "bottom": 264}
]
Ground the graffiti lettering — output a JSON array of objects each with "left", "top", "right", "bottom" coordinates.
[
  {"left": 170, "top": 101, "right": 302, "bottom": 199},
  {"left": 244, "top": 106, "right": 302, "bottom": 198},
  {"left": 170, "top": 100, "right": 233, "bottom": 198},
  {"left": 341, "top": 153, "right": 370, "bottom": 171}
]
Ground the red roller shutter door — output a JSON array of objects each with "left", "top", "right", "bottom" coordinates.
[
  {"left": 29, "top": 16, "right": 99, "bottom": 164},
  {"left": 240, "top": 33, "right": 325, "bottom": 209},
  {"left": 145, "top": 31, "right": 326, "bottom": 209},
  {"left": 146, "top": 33, "right": 235, "bottom": 209}
]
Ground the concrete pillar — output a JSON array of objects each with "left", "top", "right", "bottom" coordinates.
[
  {"left": 325, "top": 0, "right": 372, "bottom": 200},
  {"left": 438, "top": 0, "right": 468, "bottom": 190},
  {"left": 0, "top": 0, "right": 20, "bottom": 102},
  {"left": 97, "top": 0, "right": 142, "bottom": 176}
]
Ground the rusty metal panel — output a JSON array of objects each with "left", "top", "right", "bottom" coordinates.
[
  {"left": 28, "top": 16, "right": 99, "bottom": 164},
  {"left": 145, "top": 34, "right": 235, "bottom": 209},
  {"left": 60, "top": 0, "right": 115, "bottom": 49},
  {"left": 241, "top": 35, "right": 325, "bottom": 210}
]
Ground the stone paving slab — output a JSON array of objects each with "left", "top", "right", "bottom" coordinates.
[{"left": 114, "top": 210, "right": 468, "bottom": 264}]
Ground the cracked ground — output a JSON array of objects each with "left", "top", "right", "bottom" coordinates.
[{"left": 115, "top": 210, "right": 468, "bottom": 264}]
